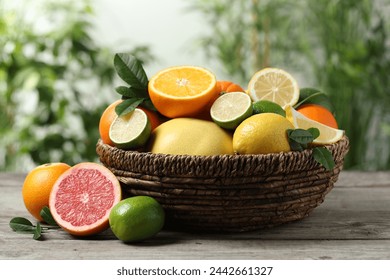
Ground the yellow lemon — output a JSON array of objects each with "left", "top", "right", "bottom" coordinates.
[
  {"left": 148, "top": 118, "right": 233, "bottom": 156},
  {"left": 233, "top": 113, "right": 294, "bottom": 154}
]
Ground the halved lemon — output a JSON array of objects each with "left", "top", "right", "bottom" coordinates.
[
  {"left": 247, "top": 68, "right": 299, "bottom": 109},
  {"left": 109, "top": 108, "right": 151, "bottom": 149},
  {"left": 210, "top": 91, "right": 253, "bottom": 130},
  {"left": 148, "top": 65, "right": 217, "bottom": 118},
  {"left": 285, "top": 105, "right": 344, "bottom": 145}
]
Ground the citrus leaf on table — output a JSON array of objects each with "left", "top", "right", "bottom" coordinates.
[
  {"left": 40, "top": 206, "right": 58, "bottom": 226},
  {"left": 313, "top": 147, "right": 335, "bottom": 170},
  {"left": 9, "top": 217, "right": 35, "bottom": 232},
  {"left": 33, "top": 222, "right": 42, "bottom": 240},
  {"left": 10, "top": 213, "right": 60, "bottom": 240},
  {"left": 114, "top": 53, "right": 148, "bottom": 90}
]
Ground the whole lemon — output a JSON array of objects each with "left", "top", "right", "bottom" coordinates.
[
  {"left": 148, "top": 118, "right": 233, "bottom": 156},
  {"left": 233, "top": 113, "right": 293, "bottom": 154}
]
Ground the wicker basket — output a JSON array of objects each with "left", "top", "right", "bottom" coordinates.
[{"left": 96, "top": 136, "right": 349, "bottom": 232}]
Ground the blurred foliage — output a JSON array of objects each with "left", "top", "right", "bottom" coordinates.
[
  {"left": 302, "top": 0, "right": 390, "bottom": 170},
  {"left": 0, "top": 0, "right": 153, "bottom": 171},
  {"left": 192, "top": 0, "right": 390, "bottom": 170},
  {"left": 189, "top": 0, "right": 308, "bottom": 84}
]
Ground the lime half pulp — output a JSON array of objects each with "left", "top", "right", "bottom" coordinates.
[
  {"left": 109, "top": 108, "right": 151, "bottom": 149},
  {"left": 210, "top": 91, "right": 253, "bottom": 130}
]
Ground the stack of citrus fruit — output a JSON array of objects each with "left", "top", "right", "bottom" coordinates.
[{"left": 99, "top": 62, "right": 344, "bottom": 157}]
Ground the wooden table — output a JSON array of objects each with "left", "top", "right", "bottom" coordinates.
[{"left": 1, "top": 171, "right": 389, "bottom": 260}]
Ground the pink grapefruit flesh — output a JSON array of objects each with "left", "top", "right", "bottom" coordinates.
[{"left": 49, "top": 162, "right": 121, "bottom": 236}]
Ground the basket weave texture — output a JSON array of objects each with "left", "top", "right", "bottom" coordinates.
[{"left": 96, "top": 136, "right": 349, "bottom": 232}]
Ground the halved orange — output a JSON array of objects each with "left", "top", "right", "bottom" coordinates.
[{"left": 148, "top": 66, "right": 217, "bottom": 118}]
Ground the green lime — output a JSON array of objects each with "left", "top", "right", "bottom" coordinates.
[
  {"left": 109, "top": 108, "right": 151, "bottom": 149},
  {"left": 109, "top": 196, "right": 165, "bottom": 243},
  {"left": 252, "top": 100, "right": 286, "bottom": 117},
  {"left": 210, "top": 91, "right": 253, "bottom": 130}
]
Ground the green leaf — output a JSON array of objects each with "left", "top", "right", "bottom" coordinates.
[
  {"left": 9, "top": 217, "right": 35, "bottom": 232},
  {"left": 307, "top": 127, "right": 320, "bottom": 140},
  {"left": 114, "top": 98, "right": 145, "bottom": 116},
  {"left": 33, "top": 223, "right": 42, "bottom": 240},
  {"left": 287, "top": 129, "right": 314, "bottom": 145},
  {"left": 115, "top": 86, "right": 147, "bottom": 99},
  {"left": 114, "top": 53, "right": 148, "bottom": 90},
  {"left": 295, "top": 88, "right": 334, "bottom": 113},
  {"left": 140, "top": 99, "right": 157, "bottom": 111},
  {"left": 289, "top": 139, "right": 304, "bottom": 151},
  {"left": 313, "top": 147, "right": 335, "bottom": 170},
  {"left": 40, "top": 206, "right": 58, "bottom": 226}
]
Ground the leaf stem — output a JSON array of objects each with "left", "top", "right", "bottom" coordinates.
[{"left": 294, "top": 91, "right": 326, "bottom": 108}]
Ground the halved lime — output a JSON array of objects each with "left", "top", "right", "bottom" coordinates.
[
  {"left": 210, "top": 91, "right": 253, "bottom": 130},
  {"left": 252, "top": 100, "right": 286, "bottom": 117},
  {"left": 109, "top": 108, "right": 151, "bottom": 149}
]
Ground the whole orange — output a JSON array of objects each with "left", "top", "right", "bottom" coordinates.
[
  {"left": 99, "top": 100, "right": 122, "bottom": 146},
  {"left": 139, "top": 106, "right": 163, "bottom": 131},
  {"left": 22, "top": 162, "right": 71, "bottom": 221},
  {"left": 99, "top": 100, "right": 161, "bottom": 146},
  {"left": 194, "top": 80, "right": 245, "bottom": 120},
  {"left": 296, "top": 104, "right": 338, "bottom": 129},
  {"left": 215, "top": 80, "right": 245, "bottom": 94}
]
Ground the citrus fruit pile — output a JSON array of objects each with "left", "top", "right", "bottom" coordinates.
[
  {"left": 101, "top": 55, "right": 344, "bottom": 158},
  {"left": 13, "top": 53, "right": 345, "bottom": 244}
]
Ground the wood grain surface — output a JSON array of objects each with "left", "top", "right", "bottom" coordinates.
[{"left": 1, "top": 171, "right": 389, "bottom": 260}]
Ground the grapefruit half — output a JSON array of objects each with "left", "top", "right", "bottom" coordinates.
[{"left": 49, "top": 162, "right": 122, "bottom": 236}]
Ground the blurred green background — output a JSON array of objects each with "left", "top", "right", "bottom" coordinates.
[{"left": 1, "top": 0, "right": 389, "bottom": 172}]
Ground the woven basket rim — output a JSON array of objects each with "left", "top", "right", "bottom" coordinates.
[
  {"left": 97, "top": 135, "right": 349, "bottom": 161},
  {"left": 96, "top": 135, "right": 349, "bottom": 178}
]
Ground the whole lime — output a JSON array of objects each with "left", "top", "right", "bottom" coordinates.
[
  {"left": 252, "top": 100, "right": 286, "bottom": 117},
  {"left": 109, "top": 196, "right": 165, "bottom": 242}
]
